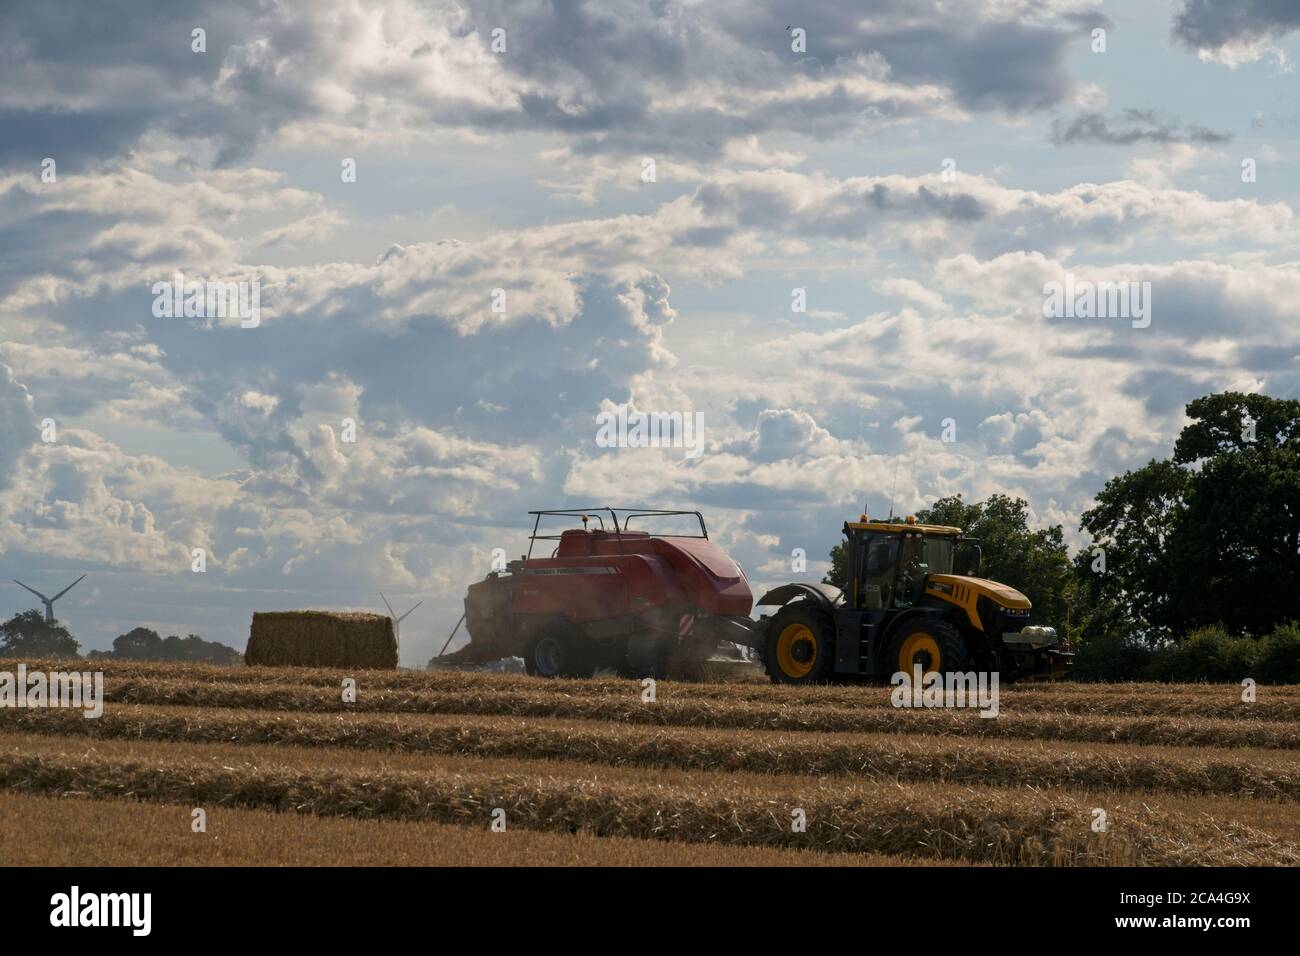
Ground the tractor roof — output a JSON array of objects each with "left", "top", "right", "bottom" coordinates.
[{"left": 845, "top": 519, "right": 963, "bottom": 536}]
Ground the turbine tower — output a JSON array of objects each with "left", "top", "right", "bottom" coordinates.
[
  {"left": 13, "top": 574, "right": 86, "bottom": 623},
  {"left": 380, "top": 592, "right": 422, "bottom": 643}
]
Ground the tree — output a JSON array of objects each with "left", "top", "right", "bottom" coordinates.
[
  {"left": 1078, "top": 459, "right": 1189, "bottom": 641},
  {"left": 160, "top": 633, "right": 242, "bottom": 664},
  {"left": 0, "top": 610, "right": 80, "bottom": 657},
  {"left": 1082, "top": 392, "right": 1300, "bottom": 640},
  {"left": 91, "top": 627, "right": 242, "bottom": 664},
  {"left": 825, "top": 540, "right": 848, "bottom": 590},
  {"left": 111, "top": 627, "right": 164, "bottom": 659},
  {"left": 824, "top": 494, "right": 1076, "bottom": 630}
]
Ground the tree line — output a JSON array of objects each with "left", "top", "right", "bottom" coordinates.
[{"left": 0, "top": 610, "right": 241, "bottom": 664}]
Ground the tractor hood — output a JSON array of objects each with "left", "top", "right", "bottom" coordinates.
[{"left": 925, "top": 575, "right": 1031, "bottom": 629}]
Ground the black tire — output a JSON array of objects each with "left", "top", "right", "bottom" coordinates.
[
  {"left": 763, "top": 602, "right": 835, "bottom": 684},
  {"left": 886, "top": 618, "right": 969, "bottom": 679},
  {"left": 615, "top": 634, "right": 667, "bottom": 680},
  {"left": 524, "top": 622, "right": 595, "bottom": 678}
]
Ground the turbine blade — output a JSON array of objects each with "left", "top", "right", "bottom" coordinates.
[
  {"left": 396, "top": 600, "right": 423, "bottom": 623},
  {"left": 50, "top": 574, "right": 86, "bottom": 602},
  {"left": 380, "top": 592, "right": 396, "bottom": 618},
  {"left": 13, "top": 580, "right": 49, "bottom": 602}
]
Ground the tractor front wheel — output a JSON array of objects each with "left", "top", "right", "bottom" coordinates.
[
  {"left": 888, "top": 619, "right": 970, "bottom": 680},
  {"left": 763, "top": 603, "right": 835, "bottom": 684}
]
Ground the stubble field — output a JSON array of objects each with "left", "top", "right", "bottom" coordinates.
[{"left": 1, "top": 658, "right": 1297, "bottom": 866}]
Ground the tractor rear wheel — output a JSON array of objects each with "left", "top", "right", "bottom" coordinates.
[
  {"left": 524, "top": 623, "right": 595, "bottom": 678},
  {"left": 888, "top": 619, "right": 969, "bottom": 680},
  {"left": 763, "top": 602, "right": 835, "bottom": 684}
]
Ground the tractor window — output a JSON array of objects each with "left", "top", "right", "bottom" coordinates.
[
  {"left": 922, "top": 536, "right": 955, "bottom": 575},
  {"left": 859, "top": 534, "right": 900, "bottom": 608},
  {"left": 896, "top": 534, "right": 955, "bottom": 605},
  {"left": 896, "top": 536, "right": 925, "bottom": 605}
]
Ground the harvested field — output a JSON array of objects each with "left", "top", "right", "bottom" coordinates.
[
  {"left": 2, "top": 733, "right": 1296, "bottom": 865},
  {"left": 21, "top": 657, "right": 1299, "bottom": 720},
  {"left": 4, "top": 705, "right": 1299, "bottom": 800},
  {"left": 93, "top": 677, "right": 1300, "bottom": 748},
  {"left": 1, "top": 658, "right": 1297, "bottom": 866},
  {"left": 0, "top": 792, "right": 933, "bottom": 867}
]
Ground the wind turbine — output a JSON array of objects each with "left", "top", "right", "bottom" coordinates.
[
  {"left": 380, "top": 592, "right": 422, "bottom": 643},
  {"left": 13, "top": 574, "right": 86, "bottom": 623}
]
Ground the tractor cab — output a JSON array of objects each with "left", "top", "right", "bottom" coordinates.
[{"left": 844, "top": 516, "right": 966, "bottom": 610}]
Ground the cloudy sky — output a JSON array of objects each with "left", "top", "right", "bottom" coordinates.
[{"left": 2, "top": 0, "right": 1299, "bottom": 664}]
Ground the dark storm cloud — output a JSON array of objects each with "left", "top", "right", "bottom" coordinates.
[
  {"left": 0, "top": 109, "right": 155, "bottom": 173},
  {"left": 1172, "top": 0, "right": 1300, "bottom": 51},
  {"left": 863, "top": 183, "right": 987, "bottom": 221},
  {"left": 1121, "top": 367, "right": 1210, "bottom": 416},
  {"left": 1050, "top": 109, "right": 1232, "bottom": 146},
  {"left": 0, "top": 0, "right": 1090, "bottom": 170},
  {"left": 0, "top": 0, "right": 258, "bottom": 168},
  {"left": 707, "top": 0, "right": 1083, "bottom": 113}
]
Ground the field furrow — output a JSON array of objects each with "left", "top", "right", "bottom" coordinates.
[
  {"left": 95, "top": 678, "right": 1300, "bottom": 748},
  {"left": 4, "top": 659, "right": 1298, "bottom": 866},
  {"left": 11, "top": 658, "right": 1297, "bottom": 720},
  {"left": 0, "top": 792, "right": 941, "bottom": 867},
  {"left": 1, "top": 735, "right": 1295, "bottom": 866},
  {"left": 3, "top": 704, "right": 1298, "bottom": 799}
]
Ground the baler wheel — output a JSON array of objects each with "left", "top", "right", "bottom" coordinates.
[{"left": 524, "top": 623, "right": 596, "bottom": 679}]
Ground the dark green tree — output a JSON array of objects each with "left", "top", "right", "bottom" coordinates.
[
  {"left": 1082, "top": 392, "right": 1300, "bottom": 640},
  {"left": 95, "top": 628, "right": 242, "bottom": 664},
  {"left": 0, "top": 609, "right": 80, "bottom": 657},
  {"left": 824, "top": 541, "right": 848, "bottom": 590},
  {"left": 160, "top": 633, "right": 242, "bottom": 664},
  {"left": 1077, "top": 459, "right": 1188, "bottom": 641},
  {"left": 111, "top": 626, "right": 164, "bottom": 659}
]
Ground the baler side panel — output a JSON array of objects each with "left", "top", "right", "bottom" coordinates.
[
  {"left": 651, "top": 538, "right": 753, "bottom": 616},
  {"left": 510, "top": 554, "right": 682, "bottom": 623}
]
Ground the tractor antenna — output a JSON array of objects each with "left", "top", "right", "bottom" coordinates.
[{"left": 887, "top": 456, "right": 901, "bottom": 521}]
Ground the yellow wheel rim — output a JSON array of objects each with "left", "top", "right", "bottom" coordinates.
[
  {"left": 898, "top": 632, "right": 942, "bottom": 676},
  {"left": 776, "top": 623, "right": 817, "bottom": 678}
]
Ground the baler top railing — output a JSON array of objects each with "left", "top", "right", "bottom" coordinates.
[
  {"left": 523, "top": 508, "right": 709, "bottom": 558},
  {"left": 526, "top": 508, "right": 622, "bottom": 558},
  {"left": 620, "top": 510, "right": 708, "bottom": 538}
]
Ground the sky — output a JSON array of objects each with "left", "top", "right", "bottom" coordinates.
[{"left": 2, "top": 0, "right": 1299, "bottom": 665}]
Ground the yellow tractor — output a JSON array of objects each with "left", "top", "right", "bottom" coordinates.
[{"left": 755, "top": 515, "right": 1071, "bottom": 683}]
